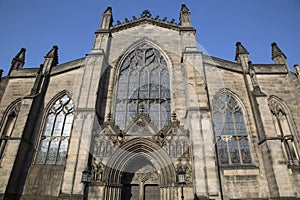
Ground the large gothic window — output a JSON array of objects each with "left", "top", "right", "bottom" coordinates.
[
  {"left": 35, "top": 94, "right": 74, "bottom": 165},
  {"left": 0, "top": 100, "right": 21, "bottom": 164},
  {"left": 269, "top": 98, "right": 299, "bottom": 165},
  {"left": 212, "top": 91, "right": 251, "bottom": 166},
  {"left": 115, "top": 43, "right": 171, "bottom": 130}
]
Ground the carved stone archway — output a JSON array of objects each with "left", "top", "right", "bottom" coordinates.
[
  {"left": 121, "top": 156, "right": 160, "bottom": 200},
  {"left": 102, "top": 138, "right": 177, "bottom": 200}
]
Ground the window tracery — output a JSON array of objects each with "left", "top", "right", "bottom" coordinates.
[
  {"left": 212, "top": 91, "right": 251, "bottom": 165},
  {"left": 115, "top": 43, "right": 171, "bottom": 130},
  {"left": 35, "top": 95, "right": 74, "bottom": 165},
  {"left": 269, "top": 98, "right": 299, "bottom": 165}
]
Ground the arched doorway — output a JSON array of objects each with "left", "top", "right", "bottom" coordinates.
[
  {"left": 121, "top": 156, "right": 160, "bottom": 200},
  {"left": 103, "top": 138, "right": 176, "bottom": 200}
]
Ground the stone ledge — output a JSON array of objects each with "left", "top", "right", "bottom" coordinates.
[
  {"left": 221, "top": 165, "right": 259, "bottom": 176},
  {"left": 20, "top": 194, "right": 82, "bottom": 200}
]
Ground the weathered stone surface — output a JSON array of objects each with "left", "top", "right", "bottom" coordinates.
[
  {"left": 23, "top": 165, "right": 65, "bottom": 196},
  {"left": 0, "top": 4, "right": 299, "bottom": 200}
]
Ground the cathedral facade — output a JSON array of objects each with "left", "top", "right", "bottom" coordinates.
[{"left": 0, "top": 4, "right": 300, "bottom": 200}]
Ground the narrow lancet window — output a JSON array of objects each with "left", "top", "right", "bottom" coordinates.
[
  {"left": 0, "top": 100, "right": 21, "bottom": 163},
  {"left": 269, "top": 98, "right": 299, "bottom": 165}
]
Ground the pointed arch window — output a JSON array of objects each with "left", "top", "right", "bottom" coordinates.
[
  {"left": 115, "top": 43, "right": 171, "bottom": 130},
  {"left": 269, "top": 98, "right": 299, "bottom": 165},
  {"left": 0, "top": 100, "right": 21, "bottom": 164},
  {"left": 35, "top": 95, "right": 74, "bottom": 165},
  {"left": 212, "top": 91, "right": 251, "bottom": 165}
]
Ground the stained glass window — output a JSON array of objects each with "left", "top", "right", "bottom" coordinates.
[
  {"left": 212, "top": 91, "right": 251, "bottom": 165},
  {"left": 115, "top": 43, "right": 171, "bottom": 130},
  {"left": 35, "top": 95, "right": 74, "bottom": 165}
]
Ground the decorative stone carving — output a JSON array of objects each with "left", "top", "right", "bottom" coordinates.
[
  {"left": 140, "top": 10, "right": 152, "bottom": 18},
  {"left": 91, "top": 158, "right": 105, "bottom": 182},
  {"left": 248, "top": 61, "right": 264, "bottom": 95},
  {"left": 93, "top": 126, "right": 119, "bottom": 158},
  {"left": 111, "top": 9, "right": 183, "bottom": 33},
  {"left": 131, "top": 165, "right": 158, "bottom": 184},
  {"left": 157, "top": 113, "right": 190, "bottom": 159},
  {"left": 268, "top": 99, "right": 285, "bottom": 115}
]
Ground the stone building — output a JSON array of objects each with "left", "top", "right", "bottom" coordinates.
[{"left": 0, "top": 4, "right": 299, "bottom": 200}]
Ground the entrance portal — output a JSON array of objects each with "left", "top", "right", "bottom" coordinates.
[
  {"left": 120, "top": 156, "right": 160, "bottom": 200},
  {"left": 102, "top": 138, "right": 178, "bottom": 200}
]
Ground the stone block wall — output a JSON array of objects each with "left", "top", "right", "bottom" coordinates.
[{"left": 202, "top": 54, "right": 300, "bottom": 199}]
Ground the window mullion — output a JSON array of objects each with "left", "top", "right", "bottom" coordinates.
[
  {"left": 55, "top": 113, "right": 67, "bottom": 164},
  {"left": 226, "top": 139, "right": 231, "bottom": 165},
  {"left": 55, "top": 139, "right": 62, "bottom": 165},
  {"left": 233, "top": 110, "right": 237, "bottom": 136},
  {"left": 124, "top": 71, "right": 130, "bottom": 128},
  {"left": 51, "top": 111, "right": 59, "bottom": 136},
  {"left": 232, "top": 110, "right": 242, "bottom": 165},
  {"left": 236, "top": 136, "right": 243, "bottom": 165},
  {"left": 158, "top": 70, "right": 161, "bottom": 129},
  {"left": 276, "top": 113, "right": 294, "bottom": 162},
  {"left": 275, "top": 113, "right": 285, "bottom": 137},
  {"left": 45, "top": 136, "right": 51, "bottom": 164}
]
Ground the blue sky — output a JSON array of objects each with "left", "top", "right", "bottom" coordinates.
[{"left": 0, "top": 0, "right": 299, "bottom": 75}]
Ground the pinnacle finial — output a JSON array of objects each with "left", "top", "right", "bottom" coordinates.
[
  {"left": 294, "top": 64, "right": 300, "bottom": 77},
  {"left": 0, "top": 69, "right": 3, "bottom": 80},
  {"left": 271, "top": 42, "right": 286, "bottom": 59},
  {"left": 9, "top": 48, "right": 26, "bottom": 74},
  {"left": 14, "top": 48, "right": 26, "bottom": 63},
  {"left": 235, "top": 42, "right": 249, "bottom": 61},
  {"left": 140, "top": 10, "right": 152, "bottom": 18},
  {"left": 45, "top": 45, "right": 58, "bottom": 58},
  {"left": 44, "top": 45, "right": 59, "bottom": 66},
  {"left": 181, "top": 4, "right": 190, "bottom": 12},
  {"left": 180, "top": 4, "right": 191, "bottom": 27},
  {"left": 11, "top": 48, "right": 26, "bottom": 66},
  {"left": 100, "top": 7, "right": 113, "bottom": 30},
  {"left": 271, "top": 42, "right": 289, "bottom": 68},
  {"left": 104, "top": 7, "right": 112, "bottom": 14}
]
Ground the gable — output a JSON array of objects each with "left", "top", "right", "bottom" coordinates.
[
  {"left": 111, "top": 17, "right": 181, "bottom": 33},
  {"left": 109, "top": 24, "right": 182, "bottom": 64}
]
